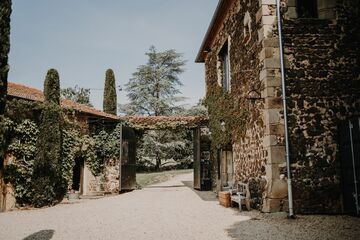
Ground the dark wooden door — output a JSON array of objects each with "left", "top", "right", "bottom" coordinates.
[
  {"left": 120, "top": 126, "right": 137, "bottom": 191},
  {"left": 193, "top": 127, "right": 201, "bottom": 190},
  {"left": 339, "top": 118, "right": 360, "bottom": 216}
]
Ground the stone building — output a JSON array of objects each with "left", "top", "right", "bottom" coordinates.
[
  {"left": 196, "top": 0, "right": 359, "bottom": 214},
  {"left": 1, "top": 82, "right": 121, "bottom": 211}
]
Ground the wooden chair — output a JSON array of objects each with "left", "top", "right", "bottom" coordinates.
[{"left": 230, "top": 182, "right": 251, "bottom": 211}]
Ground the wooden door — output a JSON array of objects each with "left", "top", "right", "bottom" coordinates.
[
  {"left": 220, "top": 150, "right": 233, "bottom": 188},
  {"left": 193, "top": 127, "right": 201, "bottom": 190},
  {"left": 120, "top": 126, "right": 137, "bottom": 191}
]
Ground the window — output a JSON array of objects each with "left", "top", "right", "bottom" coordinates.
[
  {"left": 297, "top": 0, "right": 318, "bottom": 18},
  {"left": 219, "top": 41, "right": 231, "bottom": 92}
]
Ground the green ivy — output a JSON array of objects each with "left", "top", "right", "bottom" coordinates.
[
  {"left": 92, "top": 124, "right": 122, "bottom": 172},
  {"left": 62, "top": 129, "right": 100, "bottom": 187},
  {"left": 3, "top": 119, "right": 38, "bottom": 204},
  {"left": 79, "top": 134, "right": 99, "bottom": 176},
  {"left": 2, "top": 99, "right": 124, "bottom": 206},
  {"left": 205, "top": 84, "right": 250, "bottom": 150}
]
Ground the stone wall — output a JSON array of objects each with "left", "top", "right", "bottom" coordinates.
[
  {"left": 204, "top": 0, "right": 359, "bottom": 213},
  {"left": 82, "top": 158, "right": 120, "bottom": 195},
  {"left": 282, "top": 1, "right": 360, "bottom": 213},
  {"left": 205, "top": 0, "right": 279, "bottom": 210},
  {"left": 104, "top": 158, "right": 120, "bottom": 193}
]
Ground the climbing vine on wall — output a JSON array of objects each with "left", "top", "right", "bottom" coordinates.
[
  {"left": 93, "top": 124, "right": 122, "bottom": 167},
  {"left": 62, "top": 129, "right": 99, "bottom": 187},
  {"left": 205, "top": 84, "right": 250, "bottom": 150},
  {"left": 1, "top": 99, "right": 115, "bottom": 205},
  {"left": 3, "top": 118, "right": 38, "bottom": 204}
]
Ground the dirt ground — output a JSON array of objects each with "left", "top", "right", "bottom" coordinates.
[{"left": 0, "top": 173, "right": 359, "bottom": 240}]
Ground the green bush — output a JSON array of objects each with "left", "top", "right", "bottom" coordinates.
[{"left": 3, "top": 119, "right": 38, "bottom": 204}]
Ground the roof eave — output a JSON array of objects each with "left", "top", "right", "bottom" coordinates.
[{"left": 195, "top": 0, "right": 232, "bottom": 63}]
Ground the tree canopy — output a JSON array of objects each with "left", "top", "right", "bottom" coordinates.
[
  {"left": 121, "top": 46, "right": 189, "bottom": 171},
  {"left": 61, "top": 85, "right": 92, "bottom": 107},
  {"left": 121, "top": 46, "right": 186, "bottom": 116}
]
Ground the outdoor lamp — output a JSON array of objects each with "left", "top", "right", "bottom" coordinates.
[{"left": 220, "top": 120, "right": 226, "bottom": 132}]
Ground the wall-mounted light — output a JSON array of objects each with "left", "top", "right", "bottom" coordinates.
[
  {"left": 220, "top": 120, "right": 226, "bottom": 132},
  {"left": 246, "top": 89, "right": 262, "bottom": 106}
]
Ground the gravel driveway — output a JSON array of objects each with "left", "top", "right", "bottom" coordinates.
[
  {"left": 0, "top": 173, "right": 246, "bottom": 240},
  {"left": 1, "top": 173, "right": 359, "bottom": 240}
]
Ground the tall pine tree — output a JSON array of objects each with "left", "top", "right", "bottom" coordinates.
[
  {"left": 103, "top": 69, "right": 117, "bottom": 115},
  {"left": 121, "top": 46, "right": 186, "bottom": 116},
  {"left": 32, "top": 69, "right": 65, "bottom": 207},
  {"left": 121, "top": 46, "right": 186, "bottom": 171}
]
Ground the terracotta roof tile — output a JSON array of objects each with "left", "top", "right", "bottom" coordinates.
[
  {"left": 7, "top": 82, "right": 208, "bottom": 128},
  {"left": 7, "top": 82, "right": 119, "bottom": 120}
]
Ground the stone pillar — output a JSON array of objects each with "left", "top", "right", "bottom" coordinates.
[
  {"left": 1, "top": 181, "right": 16, "bottom": 212},
  {"left": 257, "top": 0, "right": 288, "bottom": 213},
  {"left": 82, "top": 163, "right": 90, "bottom": 196}
]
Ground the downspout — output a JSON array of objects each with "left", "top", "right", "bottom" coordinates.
[
  {"left": 276, "top": 0, "right": 295, "bottom": 218},
  {"left": 349, "top": 120, "right": 359, "bottom": 215},
  {"left": 119, "top": 124, "right": 123, "bottom": 192}
]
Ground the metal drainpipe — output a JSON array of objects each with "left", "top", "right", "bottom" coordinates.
[
  {"left": 276, "top": 0, "right": 295, "bottom": 218},
  {"left": 349, "top": 120, "right": 359, "bottom": 215}
]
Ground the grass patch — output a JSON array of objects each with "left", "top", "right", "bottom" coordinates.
[{"left": 136, "top": 169, "right": 192, "bottom": 187}]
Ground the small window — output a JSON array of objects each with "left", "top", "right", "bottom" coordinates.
[
  {"left": 219, "top": 42, "right": 231, "bottom": 92},
  {"left": 297, "top": 0, "right": 318, "bottom": 18}
]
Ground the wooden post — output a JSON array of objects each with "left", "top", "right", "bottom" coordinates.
[
  {"left": 119, "top": 124, "right": 123, "bottom": 192},
  {"left": 193, "top": 127, "right": 201, "bottom": 190}
]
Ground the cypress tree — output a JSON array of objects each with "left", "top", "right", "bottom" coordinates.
[
  {"left": 44, "top": 69, "right": 60, "bottom": 104},
  {"left": 0, "top": 0, "right": 12, "bottom": 161},
  {"left": 32, "top": 69, "right": 65, "bottom": 207},
  {"left": 103, "top": 69, "right": 117, "bottom": 115},
  {"left": 0, "top": 0, "right": 11, "bottom": 115}
]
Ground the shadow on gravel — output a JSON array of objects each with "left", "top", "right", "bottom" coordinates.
[
  {"left": 23, "top": 230, "right": 54, "bottom": 240},
  {"left": 182, "top": 181, "right": 217, "bottom": 202},
  {"left": 226, "top": 212, "right": 360, "bottom": 240}
]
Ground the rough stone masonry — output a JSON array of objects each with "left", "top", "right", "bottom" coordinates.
[{"left": 198, "top": 0, "right": 359, "bottom": 213}]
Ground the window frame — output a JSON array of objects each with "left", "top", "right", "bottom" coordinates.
[
  {"left": 218, "top": 39, "right": 231, "bottom": 93},
  {"left": 296, "top": 0, "right": 319, "bottom": 19}
]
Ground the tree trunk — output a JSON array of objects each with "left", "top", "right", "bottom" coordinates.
[{"left": 155, "top": 158, "right": 161, "bottom": 171}]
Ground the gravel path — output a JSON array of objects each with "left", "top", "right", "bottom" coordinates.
[
  {"left": 1, "top": 173, "right": 359, "bottom": 240},
  {"left": 0, "top": 173, "right": 246, "bottom": 240}
]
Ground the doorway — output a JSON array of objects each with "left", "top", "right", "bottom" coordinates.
[
  {"left": 220, "top": 149, "right": 234, "bottom": 189},
  {"left": 339, "top": 117, "right": 360, "bottom": 216},
  {"left": 72, "top": 158, "right": 83, "bottom": 193}
]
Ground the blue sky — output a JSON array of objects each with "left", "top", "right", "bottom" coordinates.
[{"left": 8, "top": 0, "right": 218, "bottom": 110}]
